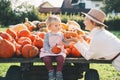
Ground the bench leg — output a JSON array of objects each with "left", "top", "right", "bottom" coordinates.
[
  {"left": 85, "top": 69, "right": 100, "bottom": 80},
  {"left": 20, "top": 63, "right": 33, "bottom": 71},
  {"left": 63, "top": 63, "right": 90, "bottom": 80},
  {"left": 5, "top": 65, "right": 22, "bottom": 80}
]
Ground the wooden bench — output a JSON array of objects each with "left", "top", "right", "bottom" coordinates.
[{"left": 0, "top": 57, "right": 112, "bottom": 80}]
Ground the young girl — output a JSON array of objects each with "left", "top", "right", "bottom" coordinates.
[{"left": 40, "top": 15, "right": 67, "bottom": 80}]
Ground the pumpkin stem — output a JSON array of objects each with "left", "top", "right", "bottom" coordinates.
[{"left": 25, "top": 18, "right": 29, "bottom": 22}]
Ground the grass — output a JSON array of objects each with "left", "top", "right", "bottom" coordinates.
[
  {"left": 90, "top": 64, "right": 120, "bottom": 80},
  {"left": 0, "top": 63, "right": 20, "bottom": 77},
  {"left": 0, "top": 28, "right": 120, "bottom": 80},
  {"left": 0, "top": 27, "right": 8, "bottom": 32}
]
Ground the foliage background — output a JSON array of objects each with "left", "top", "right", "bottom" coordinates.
[{"left": 0, "top": 0, "right": 120, "bottom": 30}]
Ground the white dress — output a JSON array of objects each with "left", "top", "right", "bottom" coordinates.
[{"left": 39, "top": 32, "right": 67, "bottom": 58}]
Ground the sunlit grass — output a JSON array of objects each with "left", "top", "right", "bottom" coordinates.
[
  {"left": 90, "top": 64, "right": 119, "bottom": 80},
  {"left": 0, "top": 63, "right": 20, "bottom": 77},
  {"left": 0, "top": 27, "right": 7, "bottom": 32}
]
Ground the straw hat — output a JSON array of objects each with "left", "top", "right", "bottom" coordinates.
[{"left": 82, "top": 9, "right": 108, "bottom": 27}]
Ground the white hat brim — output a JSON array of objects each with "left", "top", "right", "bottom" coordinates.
[{"left": 82, "top": 12, "right": 108, "bottom": 27}]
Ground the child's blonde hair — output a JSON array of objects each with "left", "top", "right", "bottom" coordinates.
[{"left": 46, "top": 15, "right": 61, "bottom": 30}]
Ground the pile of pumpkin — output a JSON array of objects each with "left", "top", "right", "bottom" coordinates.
[
  {"left": 61, "top": 22, "right": 90, "bottom": 57},
  {"left": 0, "top": 19, "right": 90, "bottom": 58},
  {"left": 0, "top": 20, "right": 45, "bottom": 58}
]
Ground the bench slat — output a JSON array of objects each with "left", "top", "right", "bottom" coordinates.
[{"left": 0, "top": 57, "right": 112, "bottom": 63}]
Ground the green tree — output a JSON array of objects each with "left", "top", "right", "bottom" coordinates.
[
  {"left": 102, "top": 0, "right": 120, "bottom": 13},
  {"left": 13, "top": 1, "right": 39, "bottom": 23},
  {"left": 0, "top": 0, "right": 15, "bottom": 26},
  {"left": 0, "top": 0, "right": 39, "bottom": 26}
]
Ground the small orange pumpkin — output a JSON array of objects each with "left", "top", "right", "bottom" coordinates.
[
  {"left": 51, "top": 44, "right": 61, "bottom": 54},
  {"left": 22, "top": 44, "right": 39, "bottom": 58},
  {"left": 24, "top": 18, "right": 36, "bottom": 31},
  {"left": 37, "top": 32, "right": 46, "bottom": 39},
  {"left": 83, "top": 36, "right": 91, "bottom": 44},
  {"left": 61, "top": 23, "right": 68, "bottom": 31},
  {"left": 77, "top": 30, "right": 85, "bottom": 35}
]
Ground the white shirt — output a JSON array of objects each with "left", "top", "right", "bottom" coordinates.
[{"left": 74, "top": 27, "right": 120, "bottom": 60}]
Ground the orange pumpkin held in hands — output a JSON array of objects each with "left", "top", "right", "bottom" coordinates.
[
  {"left": 51, "top": 44, "right": 61, "bottom": 54},
  {"left": 64, "top": 31, "right": 78, "bottom": 39}
]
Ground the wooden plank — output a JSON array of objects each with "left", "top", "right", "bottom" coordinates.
[
  {"left": 0, "top": 57, "right": 112, "bottom": 64},
  {"left": 65, "top": 58, "right": 112, "bottom": 63}
]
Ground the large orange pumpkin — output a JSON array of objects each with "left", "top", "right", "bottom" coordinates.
[
  {"left": 10, "top": 24, "right": 28, "bottom": 33},
  {"left": 65, "top": 47, "right": 71, "bottom": 55},
  {"left": 17, "top": 29, "right": 31, "bottom": 38},
  {"left": 0, "top": 39, "right": 16, "bottom": 58},
  {"left": 71, "top": 47, "right": 81, "bottom": 57},
  {"left": 29, "top": 34, "right": 36, "bottom": 42},
  {"left": 69, "top": 42, "right": 81, "bottom": 57},
  {"left": 6, "top": 28, "right": 17, "bottom": 39},
  {"left": 33, "top": 37, "right": 43, "bottom": 49},
  {"left": 0, "top": 32, "right": 13, "bottom": 41},
  {"left": 17, "top": 37, "right": 32, "bottom": 47},
  {"left": 69, "top": 42, "right": 75, "bottom": 49},
  {"left": 24, "top": 18, "right": 36, "bottom": 31},
  {"left": 14, "top": 42, "right": 22, "bottom": 57},
  {"left": 22, "top": 44, "right": 39, "bottom": 58},
  {"left": 51, "top": 44, "right": 61, "bottom": 54}
]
